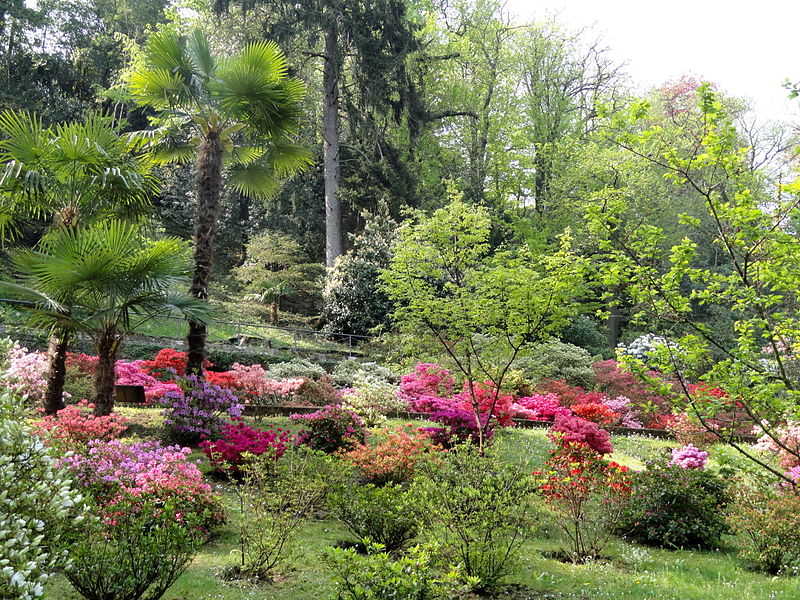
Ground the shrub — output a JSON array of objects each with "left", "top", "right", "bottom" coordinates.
[
  {"left": 602, "top": 395, "right": 643, "bottom": 429},
  {"left": 592, "top": 360, "right": 670, "bottom": 423},
  {"left": 398, "top": 363, "right": 455, "bottom": 412},
  {"left": 617, "top": 459, "right": 729, "bottom": 549},
  {"left": 342, "top": 424, "right": 441, "bottom": 485},
  {"left": 754, "top": 421, "right": 800, "bottom": 469},
  {"left": 423, "top": 406, "right": 493, "bottom": 449},
  {"left": 670, "top": 444, "right": 709, "bottom": 469},
  {"left": 728, "top": 483, "right": 800, "bottom": 575},
  {"left": 571, "top": 401, "right": 620, "bottom": 425},
  {"left": 340, "top": 372, "right": 403, "bottom": 426},
  {"left": 535, "top": 441, "right": 632, "bottom": 562},
  {"left": 515, "top": 341, "right": 596, "bottom": 388},
  {"left": 66, "top": 352, "right": 99, "bottom": 376},
  {"left": 323, "top": 543, "right": 473, "bottom": 600},
  {"left": 331, "top": 359, "right": 397, "bottom": 387},
  {"left": 0, "top": 390, "right": 84, "bottom": 600},
  {"left": 64, "top": 365, "right": 95, "bottom": 404},
  {"left": 200, "top": 421, "right": 291, "bottom": 474},
  {"left": 291, "top": 404, "right": 368, "bottom": 453},
  {"left": 115, "top": 360, "right": 182, "bottom": 404},
  {"left": 453, "top": 381, "right": 514, "bottom": 427},
  {"left": 549, "top": 414, "right": 613, "bottom": 455},
  {"left": 227, "top": 448, "right": 342, "bottom": 579},
  {"left": 33, "top": 400, "right": 128, "bottom": 452},
  {"left": 413, "top": 444, "right": 535, "bottom": 591},
  {"left": 141, "top": 348, "right": 188, "bottom": 378},
  {"left": 64, "top": 496, "right": 199, "bottom": 600},
  {"left": 60, "top": 439, "right": 223, "bottom": 533},
  {"left": 329, "top": 483, "right": 423, "bottom": 552},
  {"left": 159, "top": 374, "right": 243, "bottom": 444},
  {"left": 294, "top": 376, "right": 342, "bottom": 406},
  {"left": 4, "top": 343, "right": 51, "bottom": 405},
  {"left": 511, "top": 393, "right": 571, "bottom": 422},
  {"left": 266, "top": 358, "right": 327, "bottom": 381}
]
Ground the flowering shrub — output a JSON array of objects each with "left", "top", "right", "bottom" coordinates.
[
  {"left": 665, "top": 413, "right": 720, "bottom": 447},
  {"left": 549, "top": 414, "right": 613, "bottom": 455},
  {"left": 754, "top": 421, "right": 800, "bottom": 469},
  {"left": 728, "top": 483, "right": 800, "bottom": 574},
  {"left": 115, "top": 359, "right": 181, "bottom": 404},
  {"left": 592, "top": 360, "right": 670, "bottom": 423},
  {"left": 342, "top": 424, "right": 441, "bottom": 484},
  {"left": 230, "top": 362, "right": 302, "bottom": 403},
  {"left": 423, "top": 407, "right": 493, "bottom": 449},
  {"left": 200, "top": 421, "right": 291, "bottom": 473},
  {"left": 33, "top": 400, "right": 127, "bottom": 452},
  {"left": 602, "top": 395, "right": 643, "bottom": 429},
  {"left": 571, "top": 401, "right": 620, "bottom": 425},
  {"left": 670, "top": 444, "right": 709, "bottom": 469},
  {"left": 398, "top": 363, "right": 455, "bottom": 412},
  {"left": 204, "top": 370, "right": 238, "bottom": 389},
  {"left": 160, "top": 374, "right": 243, "bottom": 444},
  {"left": 294, "top": 376, "right": 342, "bottom": 406},
  {"left": 341, "top": 373, "right": 403, "bottom": 426},
  {"left": 535, "top": 441, "right": 632, "bottom": 562},
  {"left": 141, "top": 348, "right": 188, "bottom": 378},
  {"left": 0, "top": 390, "right": 84, "bottom": 600},
  {"left": 511, "top": 393, "right": 571, "bottom": 421},
  {"left": 291, "top": 404, "right": 368, "bottom": 453},
  {"left": 60, "top": 439, "right": 222, "bottom": 531},
  {"left": 4, "top": 343, "right": 52, "bottom": 405},
  {"left": 66, "top": 352, "right": 98, "bottom": 376},
  {"left": 534, "top": 379, "right": 585, "bottom": 405},
  {"left": 618, "top": 458, "right": 729, "bottom": 549},
  {"left": 453, "top": 381, "right": 514, "bottom": 427}
]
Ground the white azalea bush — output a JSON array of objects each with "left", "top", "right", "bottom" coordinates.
[
  {"left": 341, "top": 372, "right": 404, "bottom": 427},
  {"left": 0, "top": 390, "right": 84, "bottom": 599}
]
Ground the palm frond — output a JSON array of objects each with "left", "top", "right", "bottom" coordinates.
[{"left": 227, "top": 163, "right": 280, "bottom": 200}]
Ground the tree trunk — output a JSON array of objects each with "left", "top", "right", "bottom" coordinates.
[
  {"left": 270, "top": 301, "right": 279, "bottom": 325},
  {"left": 93, "top": 326, "right": 120, "bottom": 416},
  {"left": 323, "top": 18, "right": 343, "bottom": 268},
  {"left": 43, "top": 331, "right": 69, "bottom": 415},
  {"left": 186, "top": 131, "right": 223, "bottom": 375},
  {"left": 607, "top": 285, "right": 623, "bottom": 349}
]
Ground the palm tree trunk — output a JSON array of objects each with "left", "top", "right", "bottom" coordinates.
[
  {"left": 43, "top": 330, "right": 69, "bottom": 415},
  {"left": 187, "top": 130, "right": 223, "bottom": 375},
  {"left": 323, "top": 18, "right": 343, "bottom": 268},
  {"left": 93, "top": 326, "right": 119, "bottom": 416}
]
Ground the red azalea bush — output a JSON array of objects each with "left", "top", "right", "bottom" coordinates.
[
  {"left": 66, "top": 352, "right": 99, "bottom": 376},
  {"left": 549, "top": 414, "right": 613, "bottom": 455},
  {"left": 398, "top": 363, "right": 456, "bottom": 412},
  {"left": 290, "top": 404, "right": 367, "bottom": 453},
  {"left": 141, "top": 348, "right": 189, "bottom": 378},
  {"left": 453, "top": 381, "right": 514, "bottom": 427},
  {"left": 34, "top": 400, "right": 128, "bottom": 451},
  {"left": 200, "top": 420, "right": 291, "bottom": 473},
  {"left": 534, "top": 440, "right": 632, "bottom": 562},
  {"left": 572, "top": 401, "right": 620, "bottom": 425},
  {"left": 341, "top": 424, "right": 442, "bottom": 485},
  {"left": 205, "top": 370, "right": 239, "bottom": 389}
]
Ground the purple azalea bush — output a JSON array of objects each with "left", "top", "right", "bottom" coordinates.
[
  {"left": 669, "top": 444, "right": 709, "bottom": 470},
  {"left": 160, "top": 374, "right": 243, "bottom": 444}
]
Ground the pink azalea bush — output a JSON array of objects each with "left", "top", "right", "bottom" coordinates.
[
  {"left": 511, "top": 393, "right": 572, "bottom": 421},
  {"left": 602, "top": 395, "right": 644, "bottom": 429},
  {"left": 33, "top": 400, "right": 127, "bottom": 451},
  {"left": 754, "top": 421, "right": 800, "bottom": 469},
  {"left": 115, "top": 359, "right": 181, "bottom": 403},
  {"left": 290, "top": 404, "right": 367, "bottom": 453},
  {"left": 199, "top": 420, "right": 291, "bottom": 473},
  {"left": 670, "top": 444, "right": 709, "bottom": 469},
  {"left": 549, "top": 414, "right": 613, "bottom": 455},
  {"left": 60, "top": 439, "right": 223, "bottom": 531},
  {"left": 5, "top": 343, "right": 54, "bottom": 404},
  {"left": 398, "top": 363, "right": 456, "bottom": 412}
]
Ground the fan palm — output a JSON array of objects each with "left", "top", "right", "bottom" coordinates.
[
  {"left": 0, "top": 221, "right": 210, "bottom": 415},
  {"left": 0, "top": 110, "right": 158, "bottom": 413},
  {"left": 128, "top": 29, "right": 311, "bottom": 375}
]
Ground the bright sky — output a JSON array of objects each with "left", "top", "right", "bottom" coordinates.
[{"left": 507, "top": 0, "right": 800, "bottom": 124}]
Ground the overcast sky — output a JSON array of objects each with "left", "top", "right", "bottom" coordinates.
[{"left": 507, "top": 0, "right": 800, "bottom": 123}]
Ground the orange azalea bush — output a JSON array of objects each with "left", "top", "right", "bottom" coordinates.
[{"left": 341, "top": 424, "right": 442, "bottom": 485}]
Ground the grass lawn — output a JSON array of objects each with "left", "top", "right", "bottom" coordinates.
[{"left": 44, "top": 412, "right": 800, "bottom": 600}]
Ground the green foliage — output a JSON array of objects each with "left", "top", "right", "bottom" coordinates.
[
  {"left": 329, "top": 482, "right": 423, "bottom": 553},
  {"left": 412, "top": 444, "right": 535, "bottom": 591},
  {"left": 266, "top": 358, "right": 327, "bottom": 380},
  {"left": 560, "top": 315, "right": 611, "bottom": 358},
  {"left": 64, "top": 497, "right": 199, "bottom": 600},
  {"left": 227, "top": 448, "right": 342, "bottom": 580},
  {"left": 728, "top": 483, "right": 800, "bottom": 575},
  {"left": 330, "top": 359, "right": 397, "bottom": 388},
  {"left": 618, "top": 460, "right": 730, "bottom": 549},
  {"left": 324, "top": 203, "right": 397, "bottom": 336},
  {"left": 322, "top": 542, "right": 473, "bottom": 600},
  {"left": 515, "top": 340, "right": 596, "bottom": 389},
  {"left": 0, "top": 390, "right": 84, "bottom": 599}
]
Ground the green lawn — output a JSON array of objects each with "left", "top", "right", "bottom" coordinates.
[{"left": 44, "top": 413, "right": 800, "bottom": 600}]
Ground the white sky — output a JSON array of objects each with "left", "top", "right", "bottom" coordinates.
[{"left": 507, "top": 0, "right": 800, "bottom": 124}]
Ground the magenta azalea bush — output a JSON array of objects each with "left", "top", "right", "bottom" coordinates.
[
  {"left": 670, "top": 444, "right": 709, "bottom": 469},
  {"left": 290, "top": 404, "right": 367, "bottom": 453},
  {"left": 115, "top": 359, "right": 181, "bottom": 404},
  {"left": 511, "top": 393, "right": 572, "bottom": 421},
  {"left": 422, "top": 406, "right": 493, "bottom": 449},
  {"left": 549, "top": 414, "right": 613, "bottom": 455},
  {"left": 199, "top": 421, "right": 291, "bottom": 473},
  {"left": 398, "top": 363, "right": 456, "bottom": 412},
  {"left": 160, "top": 374, "right": 243, "bottom": 444}
]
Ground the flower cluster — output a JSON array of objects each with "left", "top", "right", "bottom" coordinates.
[
  {"left": 66, "top": 352, "right": 98, "bottom": 375},
  {"left": 572, "top": 401, "right": 620, "bottom": 425},
  {"left": 141, "top": 348, "right": 188, "bottom": 378},
  {"left": 115, "top": 359, "right": 181, "bottom": 403},
  {"left": 670, "top": 444, "right": 709, "bottom": 469},
  {"left": 342, "top": 424, "right": 441, "bottom": 484},
  {"left": 4, "top": 343, "right": 52, "bottom": 405},
  {"left": 341, "top": 372, "right": 403, "bottom": 426},
  {"left": 511, "top": 393, "right": 572, "bottom": 421},
  {"left": 199, "top": 421, "right": 291, "bottom": 473},
  {"left": 549, "top": 414, "right": 613, "bottom": 455},
  {"left": 160, "top": 374, "right": 243, "bottom": 444},
  {"left": 754, "top": 421, "right": 800, "bottom": 469},
  {"left": 423, "top": 407, "right": 493, "bottom": 449},
  {"left": 33, "top": 400, "right": 127, "bottom": 452},
  {"left": 60, "top": 439, "right": 222, "bottom": 531},
  {"left": 398, "top": 363, "right": 455, "bottom": 412},
  {"left": 290, "top": 404, "right": 367, "bottom": 453}
]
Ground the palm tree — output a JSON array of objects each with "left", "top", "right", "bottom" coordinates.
[
  {"left": 1, "top": 221, "right": 210, "bottom": 415},
  {"left": 0, "top": 110, "right": 157, "bottom": 413},
  {"left": 128, "top": 29, "right": 311, "bottom": 375}
]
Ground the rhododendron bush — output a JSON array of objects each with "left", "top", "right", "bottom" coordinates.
[
  {"left": 200, "top": 421, "right": 291, "bottom": 473},
  {"left": 160, "top": 374, "right": 243, "bottom": 444},
  {"left": 549, "top": 414, "right": 614, "bottom": 455},
  {"left": 670, "top": 444, "right": 709, "bottom": 469},
  {"left": 4, "top": 343, "right": 54, "bottom": 405},
  {"left": 34, "top": 400, "right": 127, "bottom": 452},
  {"left": 398, "top": 363, "right": 456, "bottom": 412}
]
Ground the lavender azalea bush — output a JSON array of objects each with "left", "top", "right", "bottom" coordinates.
[{"left": 160, "top": 375, "right": 243, "bottom": 444}]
